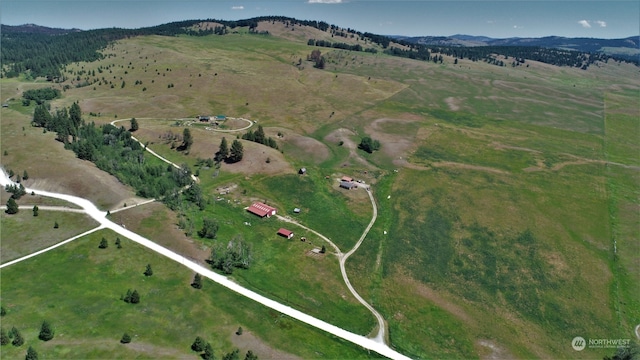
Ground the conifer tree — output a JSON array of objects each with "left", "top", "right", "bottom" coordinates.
[
  {"left": 229, "top": 140, "right": 244, "bottom": 163},
  {"left": 123, "top": 289, "right": 132, "bottom": 303},
  {"left": 120, "top": 333, "right": 131, "bottom": 344},
  {"left": 130, "top": 290, "right": 140, "bottom": 304},
  {"left": 11, "top": 327, "right": 24, "bottom": 347},
  {"left": 38, "top": 321, "right": 54, "bottom": 341},
  {"left": 144, "top": 264, "right": 153, "bottom": 277},
  {"left": 191, "top": 336, "right": 205, "bottom": 352},
  {"left": 191, "top": 273, "right": 202, "bottom": 289},
  {"left": 0, "top": 328, "right": 9, "bottom": 346},
  {"left": 216, "top": 137, "right": 229, "bottom": 162},
  {"left": 130, "top": 118, "right": 139, "bottom": 132},
  {"left": 26, "top": 345, "right": 38, "bottom": 360},
  {"left": 203, "top": 342, "right": 214, "bottom": 360},
  {"left": 99, "top": 237, "right": 108, "bottom": 249},
  {"left": 5, "top": 198, "right": 18, "bottom": 214}
]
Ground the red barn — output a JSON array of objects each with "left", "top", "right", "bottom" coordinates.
[
  {"left": 247, "top": 202, "right": 277, "bottom": 218},
  {"left": 277, "top": 228, "right": 294, "bottom": 239}
]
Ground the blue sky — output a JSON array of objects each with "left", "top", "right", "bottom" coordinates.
[{"left": 1, "top": 1, "right": 638, "bottom": 38}]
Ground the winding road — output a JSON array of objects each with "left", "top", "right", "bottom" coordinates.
[{"left": 277, "top": 186, "right": 387, "bottom": 344}]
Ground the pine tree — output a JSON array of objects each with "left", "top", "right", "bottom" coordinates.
[
  {"left": 130, "top": 118, "right": 139, "bottom": 132},
  {"left": 5, "top": 197, "right": 18, "bottom": 214},
  {"left": 0, "top": 328, "right": 9, "bottom": 346},
  {"left": 244, "top": 350, "right": 258, "bottom": 360},
  {"left": 223, "top": 349, "right": 240, "bottom": 360},
  {"left": 0, "top": 306, "right": 6, "bottom": 316},
  {"left": 181, "top": 128, "right": 193, "bottom": 151},
  {"left": 123, "top": 289, "right": 132, "bottom": 303},
  {"left": 191, "top": 336, "right": 205, "bottom": 352},
  {"left": 120, "top": 333, "right": 131, "bottom": 344},
  {"left": 99, "top": 237, "right": 108, "bottom": 249},
  {"left": 191, "top": 273, "right": 202, "bottom": 289},
  {"left": 115, "top": 237, "right": 122, "bottom": 249},
  {"left": 25, "top": 345, "right": 38, "bottom": 360},
  {"left": 254, "top": 125, "right": 265, "bottom": 145},
  {"left": 229, "top": 140, "right": 244, "bottom": 163},
  {"left": 216, "top": 137, "right": 229, "bottom": 162},
  {"left": 32, "top": 205, "right": 39, "bottom": 217},
  {"left": 11, "top": 327, "right": 24, "bottom": 347},
  {"left": 22, "top": 170, "right": 29, "bottom": 180},
  {"left": 53, "top": 221, "right": 59, "bottom": 229},
  {"left": 320, "top": 245, "right": 326, "bottom": 254},
  {"left": 236, "top": 326, "right": 243, "bottom": 335},
  {"left": 203, "top": 342, "right": 214, "bottom": 360},
  {"left": 38, "top": 321, "right": 54, "bottom": 341},
  {"left": 130, "top": 290, "right": 140, "bottom": 304},
  {"left": 144, "top": 264, "right": 153, "bottom": 277}
]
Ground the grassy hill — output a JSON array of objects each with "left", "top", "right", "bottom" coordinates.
[{"left": 1, "top": 20, "right": 639, "bottom": 359}]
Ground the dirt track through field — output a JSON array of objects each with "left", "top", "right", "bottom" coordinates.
[{"left": 277, "top": 184, "right": 387, "bottom": 344}]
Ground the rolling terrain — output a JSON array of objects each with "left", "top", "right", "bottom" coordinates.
[{"left": 1, "top": 18, "right": 639, "bottom": 359}]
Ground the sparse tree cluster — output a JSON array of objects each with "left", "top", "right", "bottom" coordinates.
[
  {"left": 123, "top": 289, "right": 140, "bottom": 304},
  {"left": 208, "top": 237, "right": 253, "bottom": 274},
  {"left": 242, "top": 125, "right": 277, "bottom": 150},
  {"left": 5, "top": 183, "right": 27, "bottom": 200},
  {"left": 307, "top": 49, "right": 326, "bottom": 69},
  {"left": 191, "top": 335, "right": 256, "bottom": 360}
]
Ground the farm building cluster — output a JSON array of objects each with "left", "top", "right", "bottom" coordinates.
[{"left": 243, "top": 173, "right": 363, "bottom": 246}]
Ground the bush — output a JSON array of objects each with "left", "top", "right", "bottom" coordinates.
[{"left": 120, "top": 333, "right": 131, "bottom": 344}]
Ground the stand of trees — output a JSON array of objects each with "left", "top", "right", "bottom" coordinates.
[
  {"left": 34, "top": 104, "right": 197, "bottom": 201},
  {"left": 242, "top": 125, "right": 278, "bottom": 150},
  {"left": 208, "top": 237, "right": 253, "bottom": 274}
]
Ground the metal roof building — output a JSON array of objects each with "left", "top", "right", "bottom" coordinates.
[{"left": 247, "top": 202, "right": 277, "bottom": 218}]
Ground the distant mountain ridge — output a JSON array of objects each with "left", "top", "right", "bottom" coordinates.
[
  {"left": 2, "top": 23, "right": 82, "bottom": 35},
  {"left": 393, "top": 34, "right": 640, "bottom": 57}
]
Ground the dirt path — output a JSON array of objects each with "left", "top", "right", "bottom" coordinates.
[{"left": 276, "top": 185, "right": 388, "bottom": 344}]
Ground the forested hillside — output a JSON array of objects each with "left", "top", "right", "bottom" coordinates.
[{"left": 2, "top": 16, "right": 637, "bottom": 80}]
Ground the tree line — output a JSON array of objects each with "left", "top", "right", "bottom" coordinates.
[{"left": 241, "top": 125, "right": 278, "bottom": 150}]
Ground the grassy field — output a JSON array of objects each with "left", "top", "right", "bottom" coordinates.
[
  {"left": 0, "top": 229, "right": 380, "bottom": 359},
  {"left": 1, "top": 21, "right": 639, "bottom": 359},
  {"left": 0, "top": 210, "right": 99, "bottom": 263}
]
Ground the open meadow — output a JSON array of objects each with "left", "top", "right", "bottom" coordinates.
[{"left": 1, "top": 20, "right": 639, "bottom": 359}]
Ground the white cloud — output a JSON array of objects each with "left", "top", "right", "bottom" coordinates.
[
  {"left": 578, "top": 20, "right": 591, "bottom": 28},
  {"left": 596, "top": 20, "right": 607, "bottom": 27},
  {"left": 308, "top": 0, "right": 343, "bottom": 3},
  {"left": 231, "top": 6, "right": 244, "bottom": 10}
]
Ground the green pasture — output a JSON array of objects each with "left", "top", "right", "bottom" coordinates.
[
  {"left": 0, "top": 210, "right": 98, "bottom": 263},
  {"left": 0, "top": 229, "right": 380, "bottom": 359}
]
